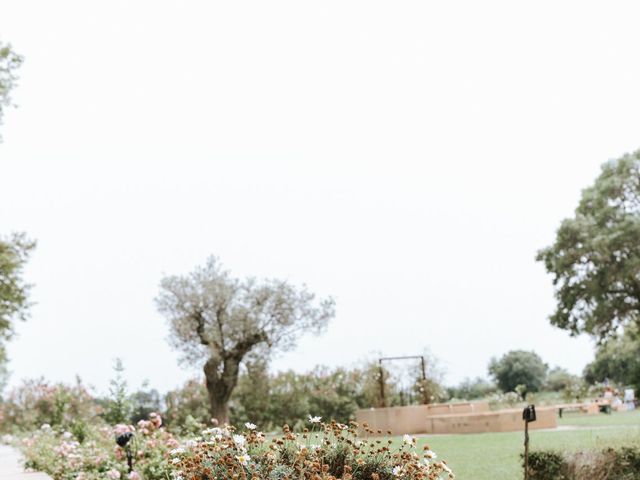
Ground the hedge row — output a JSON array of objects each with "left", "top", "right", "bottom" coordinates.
[{"left": 525, "top": 446, "right": 640, "bottom": 479}]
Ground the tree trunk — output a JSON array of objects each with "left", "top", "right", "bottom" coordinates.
[{"left": 203, "top": 356, "right": 240, "bottom": 425}]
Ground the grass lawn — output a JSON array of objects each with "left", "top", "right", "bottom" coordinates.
[{"left": 389, "top": 410, "right": 640, "bottom": 480}]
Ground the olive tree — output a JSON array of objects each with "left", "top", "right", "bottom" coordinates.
[{"left": 155, "top": 257, "right": 335, "bottom": 424}]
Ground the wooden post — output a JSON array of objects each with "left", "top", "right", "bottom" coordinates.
[
  {"left": 524, "top": 417, "right": 530, "bottom": 480},
  {"left": 378, "top": 359, "right": 386, "bottom": 407}
]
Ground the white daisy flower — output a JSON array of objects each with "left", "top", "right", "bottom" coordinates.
[
  {"left": 424, "top": 449, "right": 437, "bottom": 459},
  {"left": 244, "top": 422, "right": 257, "bottom": 430},
  {"left": 308, "top": 415, "right": 322, "bottom": 424},
  {"left": 402, "top": 434, "right": 415, "bottom": 446}
]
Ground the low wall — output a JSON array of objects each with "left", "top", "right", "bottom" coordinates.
[
  {"left": 355, "top": 402, "right": 490, "bottom": 435},
  {"left": 425, "top": 402, "right": 489, "bottom": 416},
  {"left": 425, "top": 406, "right": 557, "bottom": 434},
  {"left": 356, "top": 404, "right": 430, "bottom": 435}
]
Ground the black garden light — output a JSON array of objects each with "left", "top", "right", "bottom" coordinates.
[
  {"left": 522, "top": 404, "right": 536, "bottom": 480},
  {"left": 115, "top": 431, "right": 135, "bottom": 473}
]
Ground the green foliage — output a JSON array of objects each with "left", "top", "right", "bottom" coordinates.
[
  {"left": 562, "top": 379, "right": 589, "bottom": 403},
  {"left": 546, "top": 367, "right": 581, "bottom": 392},
  {"left": 130, "top": 383, "right": 162, "bottom": 423},
  {"left": 354, "top": 361, "right": 401, "bottom": 409},
  {"left": 526, "top": 450, "right": 567, "bottom": 480},
  {"left": 412, "top": 377, "right": 447, "bottom": 404},
  {"left": 0, "top": 233, "right": 36, "bottom": 391},
  {"left": 583, "top": 326, "right": 640, "bottom": 392},
  {"left": 230, "top": 365, "right": 363, "bottom": 430},
  {"left": 163, "top": 379, "right": 210, "bottom": 433},
  {"left": 537, "top": 152, "right": 640, "bottom": 340},
  {"left": 447, "top": 377, "right": 497, "bottom": 400},
  {"left": 103, "top": 359, "right": 133, "bottom": 425},
  {"left": 261, "top": 370, "right": 313, "bottom": 429},
  {"left": 229, "top": 359, "right": 272, "bottom": 426},
  {"left": 0, "top": 377, "right": 98, "bottom": 433},
  {"left": 527, "top": 446, "right": 640, "bottom": 480},
  {"left": 167, "top": 360, "right": 445, "bottom": 432},
  {"left": 0, "top": 41, "right": 23, "bottom": 140},
  {"left": 19, "top": 413, "right": 178, "bottom": 480},
  {"left": 488, "top": 350, "right": 548, "bottom": 396}
]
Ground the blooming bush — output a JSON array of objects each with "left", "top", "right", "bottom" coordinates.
[
  {"left": 17, "top": 411, "right": 453, "bottom": 480},
  {"left": 488, "top": 391, "right": 522, "bottom": 409},
  {"left": 0, "top": 378, "right": 98, "bottom": 433},
  {"left": 18, "top": 413, "right": 179, "bottom": 480},
  {"left": 169, "top": 418, "right": 454, "bottom": 480}
]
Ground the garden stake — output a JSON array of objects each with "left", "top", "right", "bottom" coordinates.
[
  {"left": 116, "top": 432, "right": 135, "bottom": 473},
  {"left": 522, "top": 404, "right": 536, "bottom": 480}
]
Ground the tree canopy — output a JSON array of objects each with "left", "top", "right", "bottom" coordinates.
[
  {"left": 0, "top": 41, "right": 23, "bottom": 139},
  {"left": 155, "top": 256, "right": 335, "bottom": 424},
  {"left": 0, "top": 233, "right": 36, "bottom": 389},
  {"left": 488, "top": 350, "right": 548, "bottom": 396},
  {"left": 0, "top": 233, "right": 35, "bottom": 335},
  {"left": 537, "top": 152, "right": 640, "bottom": 340},
  {"left": 583, "top": 326, "right": 640, "bottom": 392}
]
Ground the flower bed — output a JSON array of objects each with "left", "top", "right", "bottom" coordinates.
[
  {"left": 18, "top": 413, "right": 178, "bottom": 480},
  {"left": 169, "top": 418, "right": 454, "bottom": 480},
  {"left": 16, "top": 414, "right": 454, "bottom": 480}
]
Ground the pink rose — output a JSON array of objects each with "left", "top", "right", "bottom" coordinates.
[
  {"left": 106, "top": 469, "right": 121, "bottom": 480},
  {"left": 149, "top": 412, "right": 162, "bottom": 428}
]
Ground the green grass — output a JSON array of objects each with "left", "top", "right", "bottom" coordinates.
[{"left": 393, "top": 410, "right": 640, "bottom": 480}]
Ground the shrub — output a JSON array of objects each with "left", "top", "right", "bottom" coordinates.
[
  {"left": 488, "top": 391, "right": 522, "bottom": 409},
  {"left": 170, "top": 419, "right": 454, "bottom": 480},
  {"left": 447, "top": 378, "right": 496, "bottom": 401},
  {"left": 18, "top": 412, "right": 178, "bottom": 480},
  {"left": 130, "top": 386, "right": 162, "bottom": 424},
  {"left": 526, "top": 450, "right": 567, "bottom": 480},
  {"left": 102, "top": 359, "right": 133, "bottom": 425},
  {"left": 163, "top": 379, "right": 210, "bottom": 434},
  {"left": 562, "top": 380, "right": 589, "bottom": 403},
  {"left": 0, "top": 378, "right": 98, "bottom": 433},
  {"left": 546, "top": 367, "right": 580, "bottom": 392},
  {"left": 527, "top": 446, "right": 640, "bottom": 480}
]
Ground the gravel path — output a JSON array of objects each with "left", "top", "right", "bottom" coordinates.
[{"left": 0, "top": 445, "right": 51, "bottom": 480}]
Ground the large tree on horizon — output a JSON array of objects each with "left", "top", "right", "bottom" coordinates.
[
  {"left": 155, "top": 257, "right": 335, "bottom": 424},
  {"left": 488, "top": 350, "right": 548, "bottom": 397},
  {"left": 537, "top": 151, "right": 640, "bottom": 341}
]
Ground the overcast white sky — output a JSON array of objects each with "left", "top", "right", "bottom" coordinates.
[{"left": 1, "top": 1, "right": 640, "bottom": 395}]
